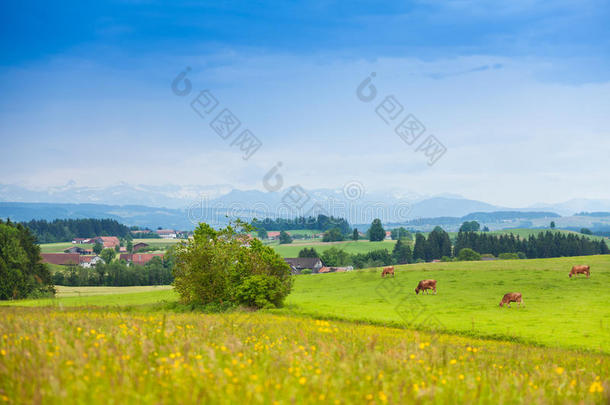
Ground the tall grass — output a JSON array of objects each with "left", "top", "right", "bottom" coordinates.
[{"left": 0, "top": 308, "right": 607, "bottom": 404}]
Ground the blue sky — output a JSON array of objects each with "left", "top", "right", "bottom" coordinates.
[{"left": 1, "top": 0, "right": 609, "bottom": 206}]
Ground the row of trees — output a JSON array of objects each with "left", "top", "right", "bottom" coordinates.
[
  {"left": 22, "top": 218, "right": 131, "bottom": 243},
  {"left": 252, "top": 215, "right": 351, "bottom": 234},
  {"left": 0, "top": 219, "right": 54, "bottom": 299},
  {"left": 298, "top": 239, "right": 413, "bottom": 269},
  {"left": 454, "top": 231, "right": 609, "bottom": 258},
  {"left": 52, "top": 257, "right": 173, "bottom": 287}
]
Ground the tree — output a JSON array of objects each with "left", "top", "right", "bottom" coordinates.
[
  {"left": 279, "top": 231, "right": 292, "bottom": 244},
  {"left": 100, "top": 248, "right": 116, "bottom": 264},
  {"left": 126, "top": 240, "right": 133, "bottom": 254},
  {"left": 93, "top": 242, "right": 103, "bottom": 255},
  {"left": 550, "top": 221, "right": 556, "bottom": 229},
  {"left": 0, "top": 219, "right": 54, "bottom": 300},
  {"left": 457, "top": 248, "right": 481, "bottom": 261},
  {"left": 298, "top": 248, "right": 319, "bottom": 258},
  {"left": 257, "top": 229, "right": 268, "bottom": 239},
  {"left": 392, "top": 238, "right": 413, "bottom": 264},
  {"left": 425, "top": 226, "right": 452, "bottom": 261},
  {"left": 368, "top": 219, "right": 386, "bottom": 242},
  {"left": 413, "top": 233, "right": 426, "bottom": 261},
  {"left": 391, "top": 227, "right": 412, "bottom": 240},
  {"left": 322, "top": 227, "right": 344, "bottom": 242},
  {"left": 320, "top": 247, "right": 351, "bottom": 267},
  {"left": 580, "top": 228, "right": 592, "bottom": 235},
  {"left": 173, "top": 221, "right": 292, "bottom": 308},
  {"left": 459, "top": 221, "right": 480, "bottom": 232},
  {"left": 482, "top": 226, "right": 490, "bottom": 232},
  {"left": 352, "top": 228, "right": 359, "bottom": 241}
]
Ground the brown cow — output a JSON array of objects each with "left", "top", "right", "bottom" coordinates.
[
  {"left": 499, "top": 292, "right": 523, "bottom": 308},
  {"left": 569, "top": 265, "right": 590, "bottom": 278},
  {"left": 381, "top": 266, "right": 395, "bottom": 278},
  {"left": 415, "top": 279, "right": 437, "bottom": 295}
]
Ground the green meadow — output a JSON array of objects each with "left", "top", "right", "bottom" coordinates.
[
  {"left": 5, "top": 254, "right": 609, "bottom": 353},
  {"left": 270, "top": 239, "right": 398, "bottom": 258}
]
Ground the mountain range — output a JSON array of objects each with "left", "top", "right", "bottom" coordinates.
[{"left": 2, "top": 182, "right": 610, "bottom": 230}]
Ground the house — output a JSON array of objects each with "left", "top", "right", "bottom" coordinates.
[
  {"left": 266, "top": 231, "right": 281, "bottom": 240},
  {"left": 41, "top": 253, "right": 82, "bottom": 266},
  {"left": 156, "top": 229, "right": 177, "bottom": 239},
  {"left": 41, "top": 253, "right": 103, "bottom": 267},
  {"left": 119, "top": 253, "right": 165, "bottom": 266},
  {"left": 283, "top": 257, "right": 324, "bottom": 274},
  {"left": 79, "top": 256, "right": 105, "bottom": 268},
  {"left": 385, "top": 231, "right": 392, "bottom": 240},
  {"left": 72, "top": 238, "right": 89, "bottom": 244},
  {"left": 99, "top": 236, "right": 120, "bottom": 249},
  {"left": 132, "top": 242, "right": 149, "bottom": 252}
]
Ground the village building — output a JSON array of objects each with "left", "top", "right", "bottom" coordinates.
[
  {"left": 283, "top": 257, "right": 324, "bottom": 274},
  {"left": 119, "top": 253, "right": 165, "bottom": 266}
]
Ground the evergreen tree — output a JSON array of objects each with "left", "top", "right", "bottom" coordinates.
[
  {"left": 392, "top": 238, "right": 413, "bottom": 264},
  {"left": 368, "top": 219, "right": 386, "bottom": 242},
  {"left": 298, "top": 248, "right": 320, "bottom": 258},
  {"left": 352, "top": 228, "right": 359, "bottom": 241},
  {"left": 413, "top": 233, "right": 426, "bottom": 261}
]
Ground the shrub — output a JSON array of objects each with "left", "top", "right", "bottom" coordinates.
[
  {"left": 234, "top": 275, "right": 286, "bottom": 309},
  {"left": 441, "top": 256, "right": 453, "bottom": 262},
  {"left": 498, "top": 252, "right": 520, "bottom": 260},
  {"left": 173, "top": 221, "right": 292, "bottom": 309},
  {"left": 457, "top": 248, "right": 481, "bottom": 261},
  {"left": 300, "top": 269, "right": 313, "bottom": 275}
]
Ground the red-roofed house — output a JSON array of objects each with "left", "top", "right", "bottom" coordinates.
[
  {"left": 120, "top": 253, "right": 164, "bottom": 266},
  {"left": 266, "top": 231, "right": 281, "bottom": 240},
  {"left": 99, "top": 236, "right": 120, "bottom": 249},
  {"left": 40, "top": 253, "right": 103, "bottom": 267},
  {"left": 41, "top": 253, "right": 81, "bottom": 266},
  {"left": 156, "top": 229, "right": 177, "bottom": 239}
]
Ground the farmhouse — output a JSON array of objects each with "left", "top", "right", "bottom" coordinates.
[
  {"left": 71, "top": 236, "right": 120, "bottom": 248},
  {"left": 156, "top": 229, "right": 177, "bottom": 239},
  {"left": 120, "top": 253, "right": 164, "bottom": 266},
  {"left": 40, "top": 253, "right": 103, "bottom": 268},
  {"left": 79, "top": 256, "right": 105, "bottom": 268},
  {"left": 283, "top": 257, "right": 324, "bottom": 274},
  {"left": 99, "top": 236, "right": 120, "bottom": 249},
  {"left": 132, "top": 242, "right": 149, "bottom": 252},
  {"left": 266, "top": 231, "right": 281, "bottom": 240}
]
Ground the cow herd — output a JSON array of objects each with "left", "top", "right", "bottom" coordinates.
[{"left": 380, "top": 265, "right": 592, "bottom": 308}]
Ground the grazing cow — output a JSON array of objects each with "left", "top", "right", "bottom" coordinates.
[
  {"left": 569, "top": 265, "right": 590, "bottom": 278},
  {"left": 499, "top": 292, "right": 523, "bottom": 308},
  {"left": 381, "top": 266, "right": 395, "bottom": 278},
  {"left": 415, "top": 279, "right": 437, "bottom": 295}
]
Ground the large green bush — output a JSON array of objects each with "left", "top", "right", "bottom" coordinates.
[
  {"left": 234, "top": 275, "right": 285, "bottom": 309},
  {"left": 457, "top": 248, "right": 481, "bottom": 261},
  {"left": 172, "top": 221, "right": 292, "bottom": 309}
]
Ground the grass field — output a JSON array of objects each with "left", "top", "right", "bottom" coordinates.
[
  {"left": 39, "top": 242, "right": 94, "bottom": 253},
  {"left": 270, "top": 239, "right": 398, "bottom": 258},
  {"left": 281, "top": 255, "right": 610, "bottom": 352},
  {"left": 0, "top": 308, "right": 607, "bottom": 404}
]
